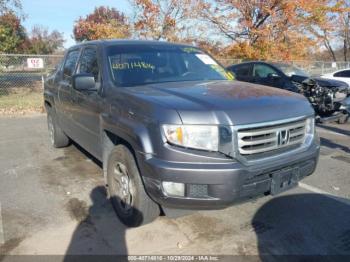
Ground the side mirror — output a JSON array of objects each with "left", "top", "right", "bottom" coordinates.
[
  {"left": 290, "top": 74, "right": 301, "bottom": 82},
  {"left": 72, "top": 74, "right": 97, "bottom": 91},
  {"left": 268, "top": 73, "right": 280, "bottom": 80}
]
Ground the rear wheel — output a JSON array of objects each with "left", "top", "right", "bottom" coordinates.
[
  {"left": 47, "top": 109, "right": 70, "bottom": 148},
  {"left": 107, "top": 145, "right": 159, "bottom": 227}
]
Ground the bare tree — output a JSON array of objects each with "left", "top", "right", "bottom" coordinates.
[{"left": 0, "top": 0, "right": 22, "bottom": 16}]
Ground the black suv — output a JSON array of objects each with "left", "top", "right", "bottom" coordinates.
[
  {"left": 44, "top": 40, "right": 319, "bottom": 227},
  {"left": 227, "top": 61, "right": 350, "bottom": 91}
]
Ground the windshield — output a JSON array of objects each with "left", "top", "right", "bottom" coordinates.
[
  {"left": 107, "top": 45, "right": 234, "bottom": 87},
  {"left": 274, "top": 63, "right": 309, "bottom": 77}
]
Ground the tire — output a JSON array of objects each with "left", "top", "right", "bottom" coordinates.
[
  {"left": 107, "top": 145, "right": 159, "bottom": 227},
  {"left": 47, "top": 109, "right": 70, "bottom": 148},
  {"left": 337, "top": 114, "right": 349, "bottom": 124}
]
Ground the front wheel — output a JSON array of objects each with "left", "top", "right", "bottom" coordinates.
[
  {"left": 107, "top": 145, "right": 160, "bottom": 227},
  {"left": 337, "top": 114, "right": 349, "bottom": 124}
]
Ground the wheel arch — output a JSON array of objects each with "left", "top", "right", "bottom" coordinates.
[
  {"left": 100, "top": 114, "right": 154, "bottom": 186},
  {"left": 43, "top": 89, "right": 55, "bottom": 111}
]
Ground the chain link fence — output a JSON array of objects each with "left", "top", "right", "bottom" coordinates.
[
  {"left": 1, "top": 53, "right": 350, "bottom": 113},
  {"left": 0, "top": 54, "right": 63, "bottom": 113}
]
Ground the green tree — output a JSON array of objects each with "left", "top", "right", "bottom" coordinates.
[{"left": 0, "top": 11, "right": 26, "bottom": 53}]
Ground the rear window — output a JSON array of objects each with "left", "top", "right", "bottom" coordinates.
[{"left": 106, "top": 45, "right": 234, "bottom": 87}]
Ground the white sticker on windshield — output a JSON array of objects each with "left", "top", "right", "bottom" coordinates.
[{"left": 195, "top": 54, "right": 218, "bottom": 65}]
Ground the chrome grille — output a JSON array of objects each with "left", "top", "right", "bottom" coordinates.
[{"left": 237, "top": 119, "right": 306, "bottom": 155}]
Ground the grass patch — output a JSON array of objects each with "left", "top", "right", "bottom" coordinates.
[{"left": 0, "top": 90, "right": 44, "bottom": 114}]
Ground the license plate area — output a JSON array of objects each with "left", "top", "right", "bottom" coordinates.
[{"left": 270, "top": 167, "right": 299, "bottom": 195}]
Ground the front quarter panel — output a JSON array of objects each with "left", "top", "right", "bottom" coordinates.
[
  {"left": 101, "top": 87, "right": 182, "bottom": 155},
  {"left": 44, "top": 76, "right": 58, "bottom": 110}
]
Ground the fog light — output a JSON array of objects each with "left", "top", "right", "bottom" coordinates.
[{"left": 162, "top": 181, "right": 185, "bottom": 197}]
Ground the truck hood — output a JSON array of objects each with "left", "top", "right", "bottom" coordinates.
[{"left": 128, "top": 80, "right": 314, "bottom": 125}]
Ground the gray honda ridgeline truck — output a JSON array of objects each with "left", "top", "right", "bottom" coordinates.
[{"left": 44, "top": 40, "right": 320, "bottom": 227}]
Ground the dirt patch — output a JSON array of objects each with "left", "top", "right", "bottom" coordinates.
[
  {"left": 240, "top": 220, "right": 273, "bottom": 234},
  {"left": 65, "top": 198, "right": 89, "bottom": 222},
  {"left": 332, "top": 155, "right": 350, "bottom": 164},
  {"left": 175, "top": 213, "right": 236, "bottom": 242},
  {"left": 0, "top": 237, "right": 24, "bottom": 255},
  {"left": 39, "top": 146, "right": 102, "bottom": 193},
  {"left": 55, "top": 146, "right": 101, "bottom": 179},
  {"left": 39, "top": 164, "right": 65, "bottom": 188},
  {"left": 53, "top": 156, "right": 69, "bottom": 162}
]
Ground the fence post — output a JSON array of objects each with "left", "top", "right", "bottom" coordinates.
[{"left": 42, "top": 75, "right": 44, "bottom": 89}]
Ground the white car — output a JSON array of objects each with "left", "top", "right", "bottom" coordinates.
[{"left": 321, "top": 68, "right": 350, "bottom": 86}]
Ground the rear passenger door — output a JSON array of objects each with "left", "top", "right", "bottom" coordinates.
[
  {"left": 71, "top": 46, "right": 103, "bottom": 158},
  {"left": 229, "top": 64, "right": 254, "bottom": 83},
  {"left": 56, "top": 48, "right": 81, "bottom": 136}
]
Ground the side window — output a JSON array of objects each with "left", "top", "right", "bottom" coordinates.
[
  {"left": 343, "top": 70, "right": 350, "bottom": 77},
  {"left": 234, "top": 64, "right": 252, "bottom": 77},
  {"left": 63, "top": 50, "right": 80, "bottom": 81},
  {"left": 253, "top": 64, "right": 278, "bottom": 78},
  {"left": 78, "top": 47, "right": 100, "bottom": 81},
  {"left": 334, "top": 70, "right": 350, "bottom": 77}
]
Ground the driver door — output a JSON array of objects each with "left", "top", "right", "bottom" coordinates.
[
  {"left": 56, "top": 48, "right": 81, "bottom": 137},
  {"left": 253, "top": 64, "right": 283, "bottom": 88},
  {"left": 70, "top": 46, "right": 103, "bottom": 158}
]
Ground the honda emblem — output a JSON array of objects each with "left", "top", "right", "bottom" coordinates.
[{"left": 277, "top": 129, "right": 290, "bottom": 146}]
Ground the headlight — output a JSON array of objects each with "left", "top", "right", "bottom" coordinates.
[
  {"left": 162, "top": 124, "right": 219, "bottom": 151},
  {"left": 305, "top": 117, "right": 315, "bottom": 135}
]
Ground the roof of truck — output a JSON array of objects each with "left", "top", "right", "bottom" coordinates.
[{"left": 68, "top": 39, "right": 194, "bottom": 49}]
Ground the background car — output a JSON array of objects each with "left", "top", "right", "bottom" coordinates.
[
  {"left": 227, "top": 61, "right": 350, "bottom": 123},
  {"left": 227, "top": 61, "right": 349, "bottom": 92},
  {"left": 321, "top": 68, "right": 350, "bottom": 86}
]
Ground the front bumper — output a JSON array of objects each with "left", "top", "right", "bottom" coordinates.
[{"left": 137, "top": 139, "right": 320, "bottom": 210}]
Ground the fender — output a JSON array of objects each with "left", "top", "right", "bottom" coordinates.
[
  {"left": 100, "top": 112, "right": 154, "bottom": 154},
  {"left": 100, "top": 112, "right": 156, "bottom": 185},
  {"left": 43, "top": 89, "right": 55, "bottom": 109}
]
